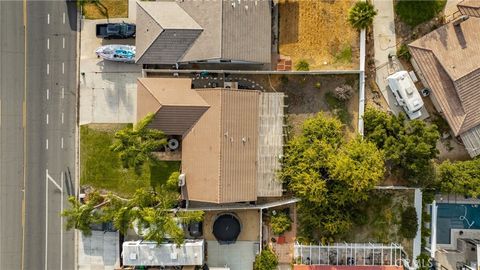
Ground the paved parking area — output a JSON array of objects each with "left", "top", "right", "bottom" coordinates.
[
  {"left": 79, "top": 17, "right": 141, "bottom": 125},
  {"left": 78, "top": 231, "right": 120, "bottom": 270}
]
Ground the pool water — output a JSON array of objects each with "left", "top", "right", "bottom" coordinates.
[{"left": 436, "top": 203, "right": 480, "bottom": 244}]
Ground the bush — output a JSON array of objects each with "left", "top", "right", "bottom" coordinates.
[
  {"left": 333, "top": 85, "right": 354, "bottom": 101},
  {"left": 254, "top": 249, "right": 278, "bottom": 270},
  {"left": 400, "top": 206, "right": 418, "bottom": 239},
  {"left": 397, "top": 44, "right": 411, "bottom": 61},
  {"left": 270, "top": 211, "right": 292, "bottom": 235},
  {"left": 348, "top": 1, "right": 377, "bottom": 30},
  {"left": 395, "top": 0, "right": 446, "bottom": 27},
  {"left": 166, "top": 172, "right": 180, "bottom": 192},
  {"left": 295, "top": 60, "right": 310, "bottom": 71}
]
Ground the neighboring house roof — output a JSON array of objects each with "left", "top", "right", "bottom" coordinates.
[
  {"left": 294, "top": 266, "right": 403, "bottom": 270},
  {"left": 135, "top": 0, "right": 271, "bottom": 64},
  {"left": 136, "top": 77, "right": 210, "bottom": 136},
  {"left": 458, "top": 0, "right": 480, "bottom": 17},
  {"left": 136, "top": 1, "right": 203, "bottom": 65},
  {"left": 408, "top": 17, "right": 480, "bottom": 157},
  {"left": 122, "top": 240, "right": 204, "bottom": 266},
  {"left": 182, "top": 89, "right": 260, "bottom": 204}
]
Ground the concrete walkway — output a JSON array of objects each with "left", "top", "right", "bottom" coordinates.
[{"left": 372, "top": 0, "right": 429, "bottom": 120}]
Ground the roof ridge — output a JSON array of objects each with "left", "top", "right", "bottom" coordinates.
[
  {"left": 137, "top": 78, "right": 162, "bottom": 107},
  {"left": 136, "top": 3, "right": 164, "bottom": 64}
]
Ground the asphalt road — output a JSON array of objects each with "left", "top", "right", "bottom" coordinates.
[
  {"left": 0, "top": 1, "right": 25, "bottom": 269},
  {"left": 0, "top": 1, "right": 77, "bottom": 269}
]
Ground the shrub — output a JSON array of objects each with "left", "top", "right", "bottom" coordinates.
[
  {"left": 397, "top": 44, "right": 411, "bottom": 61},
  {"left": 295, "top": 60, "right": 310, "bottom": 71},
  {"left": 166, "top": 172, "right": 180, "bottom": 192},
  {"left": 400, "top": 206, "right": 418, "bottom": 239},
  {"left": 254, "top": 249, "right": 278, "bottom": 270},
  {"left": 395, "top": 0, "right": 446, "bottom": 27},
  {"left": 348, "top": 1, "right": 377, "bottom": 30},
  {"left": 333, "top": 85, "right": 354, "bottom": 101},
  {"left": 270, "top": 211, "right": 292, "bottom": 235}
]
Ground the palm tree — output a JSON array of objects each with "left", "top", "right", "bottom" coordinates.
[
  {"left": 110, "top": 113, "right": 167, "bottom": 174},
  {"left": 348, "top": 1, "right": 377, "bottom": 30},
  {"left": 62, "top": 191, "right": 104, "bottom": 236},
  {"left": 63, "top": 187, "right": 204, "bottom": 245}
]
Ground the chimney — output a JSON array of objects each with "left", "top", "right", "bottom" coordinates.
[{"left": 453, "top": 15, "right": 469, "bottom": 27}]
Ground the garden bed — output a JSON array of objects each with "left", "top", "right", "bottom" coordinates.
[
  {"left": 343, "top": 189, "right": 415, "bottom": 256},
  {"left": 80, "top": 124, "right": 180, "bottom": 197},
  {"left": 278, "top": 0, "right": 359, "bottom": 70}
]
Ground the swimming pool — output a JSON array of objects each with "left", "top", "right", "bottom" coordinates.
[{"left": 436, "top": 203, "right": 480, "bottom": 244}]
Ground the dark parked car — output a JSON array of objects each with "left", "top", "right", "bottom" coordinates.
[{"left": 96, "top": 23, "right": 136, "bottom": 39}]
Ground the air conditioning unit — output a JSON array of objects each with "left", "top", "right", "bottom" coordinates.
[
  {"left": 223, "top": 81, "right": 238, "bottom": 89},
  {"left": 178, "top": 174, "right": 186, "bottom": 187},
  {"left": 167, "top": 138, "right": 179, "bottom": 151}
]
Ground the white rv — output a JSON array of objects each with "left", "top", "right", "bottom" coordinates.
[{"left": 387, "top": 71, "right": 424, "bottom": 120}]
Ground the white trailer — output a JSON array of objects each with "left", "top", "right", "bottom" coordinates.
[{"left": 387, "top": 71, "right": 424, "bottom": 120}]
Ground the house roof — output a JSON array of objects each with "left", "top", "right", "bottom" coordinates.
[
  {"left": 294, "top": 266, "right": 403, "bottom": 270},
  {"left": 135, "top": 0, "right": 271, "bottom": 64},
  {"left": 458, "top": 0, "right": 480, "bottom": 8},
  {"left": 182, "top": 89, "right": 260, "bottom": 204},
  {"left": 122, "top": 240, "right": 204, "bottom": 266},
  {"left": 136, "top": 78, "right": 210, "bottom": 136},
  {"left": 409, "top": 17, "right": 480, "bottom": 135}
]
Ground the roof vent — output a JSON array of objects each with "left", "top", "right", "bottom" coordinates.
[
  {"left": 453, "top": 15, "right": 469, "bottom": 27},
  {"left": 245, "top": 5, "right": 248, "bottom": 11},
  {"left": 232, "top": 2, "right": 235, "bottom": 8}
]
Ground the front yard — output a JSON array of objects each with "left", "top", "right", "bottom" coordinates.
[
  {"left": 278, "top": 0, "right": 359, "bottom": 70},
  {"left": 80, "top": 124, "right": 180, "bottom": 197},
  {"left": 82, "top": 0, "right": 129, "bottom": 20}
]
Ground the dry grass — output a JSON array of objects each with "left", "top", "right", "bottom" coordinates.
[
  {"left": 279, "top": 0, "right": 359, "bottom": 70},
  {"left": 83, "top": 0, "right": 128, "bottom": 20}
]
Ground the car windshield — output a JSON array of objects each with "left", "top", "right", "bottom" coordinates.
[
  {"left": 107, "top": 24, "right": 119, "bottom": 32},
  {"left": 119, "top": 24, "right": 129, "bottom": 35}
]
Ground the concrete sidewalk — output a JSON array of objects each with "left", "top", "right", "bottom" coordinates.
[{"left": 372, "top": 0, "right": 429, "bottom": 120}]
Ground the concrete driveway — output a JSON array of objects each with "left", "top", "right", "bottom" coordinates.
[
  {"left": 372, "top": 0, "right": 429, "bottom": 120},
  {"left": 79, "top": 17, "right": 141, "bottom": 125}
]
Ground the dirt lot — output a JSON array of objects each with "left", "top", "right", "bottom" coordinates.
[{"left": 278, "top": 0, "right": 359, "bottom": 70}]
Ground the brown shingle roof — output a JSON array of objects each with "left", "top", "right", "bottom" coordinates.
[
  {"left": 458, "top": 0, "right": 480, "bottom": 9},
  {"left": 136, "top": 78, "right": 209, "bottom": 136},
  {"left": 409, "top": 17, "right": 480, "bottom": 135},
  {"left": 182, "top": 89, "right": 260, "bottom": 204}
]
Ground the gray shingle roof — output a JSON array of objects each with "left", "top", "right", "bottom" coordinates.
[{"left": 135, "top": 0, "right": 271, "bottom": 65}]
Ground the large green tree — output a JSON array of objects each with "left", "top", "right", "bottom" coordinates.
[
  {"left": 281, "top": 113, "right": 385, "bottom": 240},
  {"left": 363, "top": 107, "right": 440, "bottom": 186},
  {"left": 437, "top": 158, "right": 480, "bottom": 198},
  {"left": 348, "top": 1, "right": 377, "bottom": 30},
  {"left": 62, "top": 191, "right": 104, "bottom": 236},
  {"left": 110, "top": 113, "right": 167, "bottom": 174}
]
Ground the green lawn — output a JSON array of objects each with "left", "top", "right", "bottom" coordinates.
[
  {"left": 80, "top": 125, "right": 180, "bottom": 197},
  {"left": 395, "top": 0, "right": 447, "bottom": 27}
]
